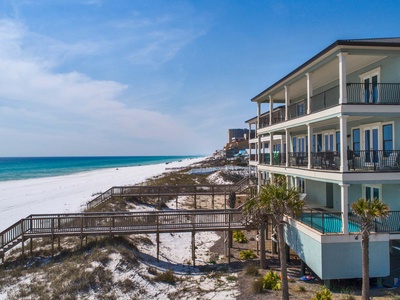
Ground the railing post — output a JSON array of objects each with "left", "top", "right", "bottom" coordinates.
[
  {"left": 21, "top": 220, "right": 25, "bottom": 260},
  {"left": 51, "top": 218, "right": 55, "bottom": 258},
  {"left": 322, "top": 213, "right": 325, "bottom": 234},
  {"left": 80, "top": 216, "right": 84, "bottom": 249},
  {"left": 156, "top": 214, "right": 160, "bottom": 262}
]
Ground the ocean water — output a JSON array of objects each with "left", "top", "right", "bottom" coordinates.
[{"left": 0, "top": 156, "right": 200, "bottom": 182}]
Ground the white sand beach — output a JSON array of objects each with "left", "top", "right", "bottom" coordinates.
[{"left": 0, "top": 157, "right": 205, "bottom": 231}]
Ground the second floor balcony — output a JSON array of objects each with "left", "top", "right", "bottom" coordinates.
[{"left": 259, "top": 150, "right": 400, "bottom": 172}]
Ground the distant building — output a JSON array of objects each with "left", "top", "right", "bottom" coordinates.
[{"left": 228, "top": 128, "right": 252, "bottom": 143}]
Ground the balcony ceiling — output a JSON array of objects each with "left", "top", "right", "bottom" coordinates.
[{"left": 262, "top": 54, "right": 387, "bottom": 103}]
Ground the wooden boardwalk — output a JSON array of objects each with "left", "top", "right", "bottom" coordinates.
[
  {"left": 0, "top": 209, "right": 252, "bottom": 265},
  {"left": 0, "top": 179, "right": 257, "bottom": 265}
]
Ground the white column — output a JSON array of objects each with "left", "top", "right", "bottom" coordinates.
[
  {"left": 307, "top": 123, "right": 313, "bottom": 169},
  {"left": 340, "top": 183, "right": 350, "bottom": 235},
  {"left": 258, "top": 135, "right": 262, "bottom": 164},
  {"left": 306, "top": 73, "right": 313, "bottom": 114},
  {"left": 257, "top": 102, "right": 261, "bottom": 129},
  {"left": 269, "top": 95, "right": 274, "bottom": 125},
  {"left": 339, "top": 115, "right": 349, "bottom": 172},
  {"left": 338, "top": 52, "right": 348, "bottom": 104},
  {"left": 284, "top": 86, "right": 290, "bottom": 120},
  {"left": 285, "top": 129, "right": 290, "bottom": 167}
]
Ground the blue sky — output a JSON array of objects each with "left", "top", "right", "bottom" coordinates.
[{"left": 0, "top": 0, "right": 400, "bottom": 156}]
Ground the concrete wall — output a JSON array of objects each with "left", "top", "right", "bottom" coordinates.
[
  {"left": 285, "top": 224, "right": 390, "bottom": 279},
  {"left": 305, "top": 179, "right": 327, "bottom": 206}
]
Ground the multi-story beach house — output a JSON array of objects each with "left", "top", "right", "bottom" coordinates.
[{"left": 247, "top": 38, "right": 400, "bottom": 285}]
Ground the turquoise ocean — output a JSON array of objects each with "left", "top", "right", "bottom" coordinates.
[{"left": 0, "top": 156, "right": 201, "bottom": 182}]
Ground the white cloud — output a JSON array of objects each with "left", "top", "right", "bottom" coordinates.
[{"left": 0, "top": 18, "right": 200, "bottom": 155}]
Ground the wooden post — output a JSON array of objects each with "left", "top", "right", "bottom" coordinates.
[
  {"left": 176, "top": 185, "right": 179, "bottom": 209},
  {"left": 212, "top": 186, "right": 215, "bottom": 209},
  {"left": 30, "top": 238, "right": 33, "bottom": 256},
  {"left": 224, "top": 192, "right": 227, "bottom": 209},
  {"left": 156, "top": 215, "right": 160, "bottom": 262},
  {"left": 80, "top": 216, "right": 84, "bottom": 249},
  {"left": 191, "top": 230, "right": 196, "bottom": 267},
  {"left": 260, "top": 220, "right": 266, "bottom": 269},
  {"left": 21, "top": 220, "right": 25, "bottom": 260},
  {"left": 228, "top": 212, "right": 231, "bottom": 265},
  {"left": 57, "top": 216, "right": 61, "bottom": 250},
  {"left": 51, "top": 218, "right": 54, "bottom": 258},
  {"left": 194, "top": 191, "right": 197, "bottom": 209}
]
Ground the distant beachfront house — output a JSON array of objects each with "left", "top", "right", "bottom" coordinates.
[{"left": 247, "top": 38, "right": 400, "bottom": 285}]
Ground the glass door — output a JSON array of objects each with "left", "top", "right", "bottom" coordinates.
[
  {"left": 363, "top": 74, "right": 379, "bottom": 103},
  {"left": 364, "top": 128, "right": 379, "bottom": 163}
]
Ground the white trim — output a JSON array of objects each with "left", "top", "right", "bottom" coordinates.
[{"left": 359, "top": 66, "right": 381, "bottom": 81}]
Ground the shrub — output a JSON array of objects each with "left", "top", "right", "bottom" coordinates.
[
  {"left": 226, "top": 275, "right": 238, "bottom": 282},
  {"left": 239, "top": 250, "right": 256, "bottom": 260},
  {"left": 263, "top": 270, "right": 281, "bottom": 291},
  {"left": 312, "top": 288, "right": 332, "bottom": 300},
  {"left": 244, "top": 263, "right": 259, "bottom": 276},
  {"left": 155, "top": 270, "right": 176, "bottom": 285},
  {"left": 233, "top": 230, "right": 248, "bottom": 243},
  {"left": 251, "top": 277, "right": 264, "bottom": 294}
]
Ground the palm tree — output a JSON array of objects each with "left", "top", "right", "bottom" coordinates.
[
  {"left": 351, "top": 198, "right": 389, "bottom": 300},
  {"left": 244, "top": 182, "right": 304, "bottom": 300}
]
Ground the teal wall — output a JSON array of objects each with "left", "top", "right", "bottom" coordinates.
[
  {"left": 383, "top": 184, "right": 400, "bottom": 210},
  {"left": 285, "top": 224, "right": 390, "bottom": 279},
  {"left": 305, "top": 179, "right": 328, "bottom": 206}
]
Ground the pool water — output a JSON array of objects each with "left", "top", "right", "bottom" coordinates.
[{"left": 301, "top": 213, "right": 360, "bottom": 233}]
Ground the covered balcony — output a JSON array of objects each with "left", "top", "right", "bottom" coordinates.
[
  {"left": 262, "top": 83, "right": 400, "bottom": 127},
  {"left": 283, "top": 150, "right": 400, "bottom": 172}
]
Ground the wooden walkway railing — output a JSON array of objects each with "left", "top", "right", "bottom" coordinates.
[
  {"left": 0, "top": 209, "right": 253, "bottom": 265},
  {"left": 86, "top": 179, "right": 257, "bottom": 210}
]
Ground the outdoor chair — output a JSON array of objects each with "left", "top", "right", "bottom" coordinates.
[{"left": 381, "top": 152, "right": 399, "bottom": 170}]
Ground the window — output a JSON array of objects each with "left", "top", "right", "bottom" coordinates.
[
  {"left": 297, "top": 102, "right": 305, "bottom": 117},
  {"left": 336, "top": 131, "right": 340, "bottom": 152},
  {"left": 324, "top": 133, "right": 334, "bottom": 151},
  {"left": 292, "top": 137, "right": 297, "bottom": 153},
  {"left": 317, "top": 134, "right": 322, "bottom": 152},
  {"left": 353, "top": 129, "right": 360, "bottom": 156},
  {"left": 383, "top": 124, "right": 393, "bottom": 156},
  {"left": 312, "top": 135, "right": 316, "bottom": 153},
  {"left": 364, "top": 185, "right": 381, "bottom": 201}
]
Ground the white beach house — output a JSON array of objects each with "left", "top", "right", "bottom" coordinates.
[{"left": 247, "top": 38, "right": 400, "bottom": 285}]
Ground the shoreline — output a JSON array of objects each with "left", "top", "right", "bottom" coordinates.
[{"left": 0, "top": 157, "right": 206, "bottom": 231}]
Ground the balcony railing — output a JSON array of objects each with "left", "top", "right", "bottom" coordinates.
[
  {"left": 258, "top": 83, "right": 400, "bottom": 129},
  {"left": 350, "top": 150, "right": 400, "bottom": 171},
  {"left": 298, "top": 210, "right": 344, "bottom": 234},
  {"left": 263, "top": 150, "right": 400, "bottom": 172},
  {"left": 260, "top": 152, "right": 286, "bottom": 166},
  {"left": 297, "top": 210, "right": 400, "bottom": 234},
  {"left": 347, "top": 83, "right": 400, "bottom": 104},
  {"left": 288, "top": 152, "right": 308, "bottom": 167}
]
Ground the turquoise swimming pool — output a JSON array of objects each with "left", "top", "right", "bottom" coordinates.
[{"left": 300, "top": 212, "right": 360, "bottom": 233}]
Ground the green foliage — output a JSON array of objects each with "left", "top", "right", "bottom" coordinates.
[
  {"left": 233, "top": 230, "right": 248, "bottom": 243},
  {"left": 351, "top": 198, "right": 389, "bottom": 234},
  {"left": 312, "top": 288, "right": 332, "bottom": 300},
  {"left": 263, "top": 270, "right": 281, "bottom": 291},
  {"left": 239, "top": 249, "right": 256, "bottom": 260},
  {"left": 243, "top": 183, "right": 304, "bottom": 225}
]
